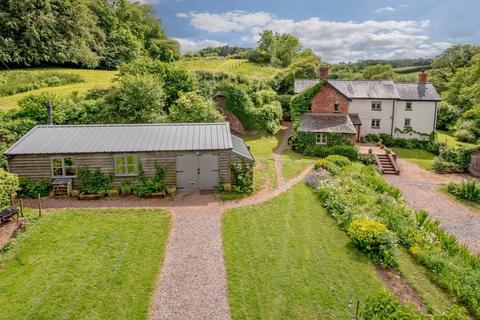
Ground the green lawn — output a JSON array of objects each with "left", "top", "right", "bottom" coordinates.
[
  {"left": 438, "top": 184, "right": 480, "bottom": 213},
  {"left": 396, "top": 249, "right": 457, "bottom": 314},
  {"left": 281, "top": 149, "right": 316, "bottom": 181},
  {"left": 393, "top": 147, "right": 435, "bottom": 170},
  {"left": 0, "top": 208, "right": 169, "bottom": 319},
  {"left": 437, "top": 130, "right": 477, "bottom": 148},
  {"left": 244, "top": 131, "right": 283, "bottom": 191},
  {"left": 223, "top": 183, "right": 386, "bottom": 319},
  {"left": 0, "top": 68, "right": 117, "bottom": 111},
  {"left": 176, "top": 58, "right": 280, "bottom": 79}
]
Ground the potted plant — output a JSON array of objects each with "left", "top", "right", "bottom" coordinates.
[{"left": 368, "top": 148, "right": 373, "bottom": 154}]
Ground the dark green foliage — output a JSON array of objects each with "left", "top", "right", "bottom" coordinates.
[
  {"left": 433, "top": 145, "right": 477, "bottom": 172},
  {"left": 289, "top": 81, "right": 325, "bottom": 119},
  {"left": 17, "top": 178, "right": 52, "bottom": 198},
  {"left": 249, "top": 30, "right": 302, "bottom": 67},
  {"left": 277, "top": 94, "right": 292, "bottom": 119},
  {"left": 0, "top": 71, "right": 83, "bottom": 97},
  {"left": 437, "top": 103, "right": 462, "bottom": 131},
  {"left": 104, "top": 74, "right": 166, "bottom": 123},
  {"left": 0, "top": 0, "right": 179, "bottom": 68},
  {"left": 273, "top": 55, "right": 321, "bottom": 94},
  {"left": 119, "top": 181, "right": 134, "bottom": 196},
  {"left": 136, "top": 164, "right": 166, "bottom": 197},
  {"left": 308, "top": 145, "right": 359, "bottom": 160},
  {"left": 168, "top": 92, "right": 224, "bottom": 123},
  {"left": 119, "top": 57, "right": 196, "bottom": 107},
  {"left": 360, "top": 154, "right": 376, "bottom": 166},
  {"left": 361, "top": 133, "right": 445, "bottom": 155},
  {"left": 231, "top": 162, "right": 253, "bottom": 194},
  {"left": 348, "top": 219, "right": 398, "bottom": 268},
  {"left": 77, "top": 167, "right": 114, "bottom": 197},
  {"left": 361, "top": 293, "right": 428, "bottom": 319},
  {"left": 448, "top": 180, "right": 480, "bottom": 203}
]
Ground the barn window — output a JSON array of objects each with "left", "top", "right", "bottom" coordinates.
[
  {"left": 51, "top": 157, "right": 76, "bottom": 177},
  {"left": 315, "top": 133, "right": 327, "bottom": 145},
  {"left": 334, "top": 103, "right": 340, "bottom": 113},
  {"left": 115, "top": 155, "right": 139, "bottom": 176},
  {"left": 371, "top": 101, "right": 382, "bottom": 111}
]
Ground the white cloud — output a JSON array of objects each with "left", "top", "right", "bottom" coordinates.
[
  {"left": 173, "top": 38, "right": 228, "bottom": 53},
  {"left": 177, "top": 11, "right": 273, "bottom": 32},
  {"left": 375, "top": 6, "right": 395, "bottom": 13},
  {"left": 179, "top": 10, "right": 450, "bottom": 62}
]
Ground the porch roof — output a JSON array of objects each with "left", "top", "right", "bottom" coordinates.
[{"left": 298, "top": 113, "right": 357, "bottom": 134}]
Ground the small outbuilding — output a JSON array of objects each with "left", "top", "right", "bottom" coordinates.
[{"left": 4, "top": 123, "right": 254, "bottom": 190}]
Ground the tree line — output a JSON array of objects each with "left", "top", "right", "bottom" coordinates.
[{"left": 0, "top": 0, "right": 180, "bottom": 69}]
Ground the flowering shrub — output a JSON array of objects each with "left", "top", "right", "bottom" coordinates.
[{"left": 348, "top": 219, "right": 397, "bottom": 268}]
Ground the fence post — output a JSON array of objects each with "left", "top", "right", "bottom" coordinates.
[
  {"left": 38, "top": 194, "right": 42, "bottom": 218},
  {"left": 20, "top": 199, "right": 24, "bottom": 217},
  {"left": 355, "top": 300, "right": 360, "bottom": 320}
]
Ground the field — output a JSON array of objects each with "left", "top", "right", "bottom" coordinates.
[
  {"left": 0, "top": 68, "right": 117, "bottom": 111},
  {"left": 176, "top": 58, "right": 280, "bottom": 79},
  {"left": 0, "top": 209, "right": 170, "bottom": 319}
]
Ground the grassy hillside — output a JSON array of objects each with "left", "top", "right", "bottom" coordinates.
[
  {"left": 175, "top": 58, "right": 280, "bottom": 78},
  {"left": 0, "top": 68, "right": 117, "bottom": 111}
]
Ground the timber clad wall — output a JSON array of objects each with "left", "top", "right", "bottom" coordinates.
[
  {"left": 311, "top": 84, "right": 349, "bottom": 114},
  {"left": 8, "top": 150, "right": 232, "bottom": 187}
]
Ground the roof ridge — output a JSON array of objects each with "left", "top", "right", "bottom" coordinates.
[{"left": 35, "top": 122, "right": 230, "bottom": 128}]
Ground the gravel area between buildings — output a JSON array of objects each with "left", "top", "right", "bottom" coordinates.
[{"left": 385, "top": 158, "right": 480, "bottom": 253}]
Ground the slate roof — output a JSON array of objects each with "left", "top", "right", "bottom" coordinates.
[
  {"left": 348, "top": 113, "right": 362, "bottom": 125},
  {"left": 298, "top": 113, "right": 357, "bottom": 134},
  {"left": 294, "top": 79, "right": 320, "bottom": 93},
  {"left": 294, "top": 78, "right": 441, "bottom": 101},
  {"left": 231, "top": 134, "right": 254, "bottom": 162},
  {"left": 328, "top": 80, "right": 400, "bottom": 99},
  {"left": 394, "top": 83, "right": 441, "bottom": 101},
  {"left": 5, "top": 123, "right": 235, "bottom": 155}
]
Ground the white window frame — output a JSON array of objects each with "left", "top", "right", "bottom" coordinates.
[
  {"left": 114, "top": 154, "right": 139, "bottom": 176},
  {"left": 371, "top": 101, "right": 382, "bottom": 111},
  {"left": 405, "top": 101, "right": 413, "bottom": 111},
  {"left": 334, "top": 103, "right": 340, "bottom": 113},
  {"left": 51, "top": 156, "right": 77, "bottom": 178},
  {"left": 315, "top": 133, "right": 328, "bottom": 145},
  {"left": 404, "top": 118, "right": 412, "bottom": 129},
  {"left": 371, "top": 119, "right": 381, "bottom": 129}
]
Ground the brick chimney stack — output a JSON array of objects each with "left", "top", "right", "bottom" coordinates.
[
  {"left": 320, "top": 65, "right": 329, "bottom": 80},
  {"left": 418, "top": 70, "right": 427, "bottom": 83}
]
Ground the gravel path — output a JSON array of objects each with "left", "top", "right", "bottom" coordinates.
[{"left": 385, "top": 159, "right": 480, "bottom": 253}]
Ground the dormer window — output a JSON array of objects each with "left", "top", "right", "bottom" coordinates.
[
  {"left": 406, "top": 102, "right": 412, "bottom": 111},
  {"left": 334, "top": 103, "right": 340, "bottom": 113},
  {"left": 371, "top": 101, "right": 382, "bottom": 111}
]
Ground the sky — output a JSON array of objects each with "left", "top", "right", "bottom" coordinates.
[{"left": 141, "top": 0, "right": 480, "bottom": 62}]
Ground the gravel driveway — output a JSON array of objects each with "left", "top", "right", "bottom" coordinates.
[{"left": 385, "top": 159, "right": 480, "bottom": 253}]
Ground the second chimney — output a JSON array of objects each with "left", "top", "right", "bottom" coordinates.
[
  {"left": 46, "top": 101, "right": 53, "bottom": 125},
  {"left": 320, "top": 65, "right": 329, "bottom": 80},
  {"left": 418, "top": 70, "right": 427, "bottom": 83}
]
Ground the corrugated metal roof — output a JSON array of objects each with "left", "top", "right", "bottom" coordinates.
[
  {"left": 395, "top": 83, "right": 441, "bottom": 101},
  {"left": 298, "top": 113, "right": 357, "bottom": 134},
  {"left": 328, "top": 80, "right": 400, "bottom": 99},
  {"left": 231, "top": 134, "right": 254, "bottom": 162},
  {"left": 5, "top": 123, "right": 234, "bottom": 155},
  {"left": 294, "top": 79, "right": 320, "bottom": 93}
]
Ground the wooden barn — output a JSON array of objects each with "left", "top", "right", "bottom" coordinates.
[{"left": 4, "top": 123, "right": 254, "bottom": 190}]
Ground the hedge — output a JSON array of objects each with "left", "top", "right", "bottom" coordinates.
[{"left": 0, "top": 169, "right": 19, "bottom": 209}]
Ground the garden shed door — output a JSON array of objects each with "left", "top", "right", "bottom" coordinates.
[
  {"left": 176, "top": 154, "right": 198, "bottom": 189},
  {"left": 198, "top": 154, "right": 219, "bottom": 189}
]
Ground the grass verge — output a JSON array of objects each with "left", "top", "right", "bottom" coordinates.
[
  {"left": 281, "top": 149, "right": 316, "bottom": 181},
  {"left": 392, "top": 147, "right": 435, "bottom": 170},
  {"left": 438, "top": 184, "right": 480, "bottom": 213},
  {"left": 437, "top": 130, "right": 476, "bottom": 148},
  {"left": 223, "top": 183, "right": 386, "bottom": 319},
  {"left": 0, "top": 208, "right": 169, "bottom": 319}
]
